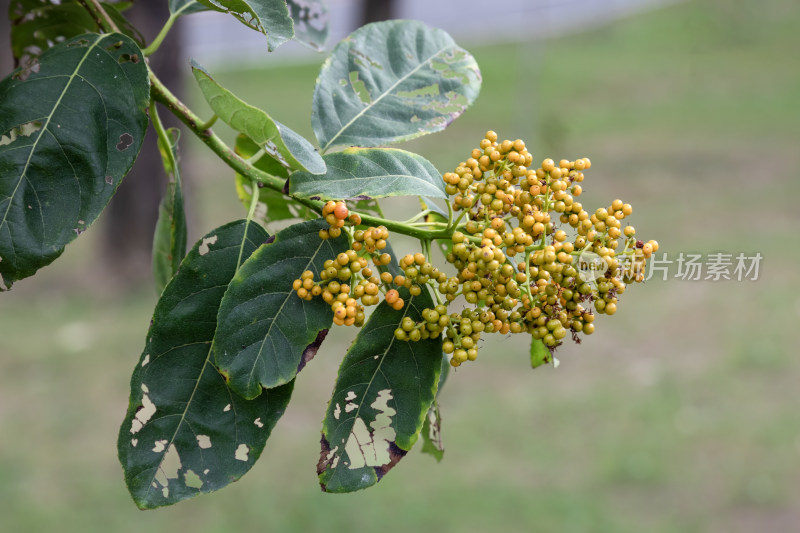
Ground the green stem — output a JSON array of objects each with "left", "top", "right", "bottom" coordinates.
[
  {"left": 408, "top": 221, "right": 449, "bottom": 228},
  {"left": 237, "top": 178, "right": 262, "bottom": 270},
  {"left": 80, "top": 0, "right": 120, "bottom": 33},
  {"left": 446, "top": 198, "right": 455, "bottom": 228},
  {"left": 247, "top": 146, "right": 268, "bottom": 164},
  {"left": 143, "top": 13, "right": 178, "bottom": 56},
  {"left": 149, "top": 98, "right": 177, "bottom": 178},
  {"left": 149, "top": 69, "right": 452, "bottom": 242},
  {"left": 198, "top": 114, "right": 218, "bottom": 131},
  {"left": 403, "top": 210, "right": 431, "bottom": 225}
]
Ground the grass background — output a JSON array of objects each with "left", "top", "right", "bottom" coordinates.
[{"left": 2, "top": 0, "right": 800, "bottom": 531}]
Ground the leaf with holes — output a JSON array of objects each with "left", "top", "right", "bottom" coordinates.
[
  {"left": 214, "top": 219, "right": 348, "bottom": 399},
  {"left": 195, "top": 0, "right": 294, "bottom": 52},
  {"left": 317, "top": 285, "right": 442, "bottom": 493},
  {"left": 530, "top": 338, "right": 553, "bottom": 368},
  {"left": 289, "top": 147, "right": 445, "bottom": 201},
  {"left": 287, "top": 0, "right": 329, "bottom": 51},
  {"left": 192, "top": 60, "right": 325, "bottom": 174},
  {"left": 118, "top": 220, "right": 293, "bottom": 509},
  {"left": 9, "top": 1, "right": 144, "bottom": 67},
  {"left": 312, "top": 20, "right": 481, "bottom": 152},
  {"left": 152, "top": 127, "right": 187, "bottom": 294},
  {"left": 0, "top": 32, "right": 149, "bottom": 290}
]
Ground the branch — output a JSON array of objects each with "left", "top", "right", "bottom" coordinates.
[{"left": 149, "top": 70, "right": 452, "bottom": 241}]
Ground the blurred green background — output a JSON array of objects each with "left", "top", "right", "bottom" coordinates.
[{"left": 2, "top": 0, "right": 799, "bottom": 531}]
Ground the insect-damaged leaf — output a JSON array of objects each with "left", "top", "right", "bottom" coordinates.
[
  {"left": 192, "top": 60, "right": 325, "bottom": 174},
  {"left": 152, "top": 127, "right": 187, "bottom": 294},
  {"left": 530, "top": 338, "right": 553, "bottom": 369},
  {"left": 312, "top": 20, "right": 481, "bottom": 152},
  {"left": 318, "top": 286, "right": 442, "bottom": 493},
  {"left": 286, "top": 0, "right": 329, "bottom": 51},
  {"left": 289, "top": 147, "right": 446, "bottom": 201},
  {"left": 0, "top": 32, "right": 149, "bottom": 289},
  {"left": 214, "top": 219, "right": 348, "bottom": 399},
  {"left": 118, "top": 220, "right": 293, "bottom": 510},
  {"left": 194, "top": 0, "right": 294, "bottom": 52}
]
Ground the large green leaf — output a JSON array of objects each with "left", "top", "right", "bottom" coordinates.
[
  {"left": 287, "top": 0, "right": 328, "bottom": 51},
  {"left": 118, "top": 220, "right": 293, "bottom": 510},
  {"left": 215, "top": 219, "right": 348, "bottom": 399},
  {"left": 9, "top": 1, "right": 143, "bottom": 67},
  {"left": 317, "top": 286, "right": 442, "bottom": 493},
  {"left": 0, "top": 32, "right": 149, "bottom": 289},
  {"left": 289, "top": 147, "right": 446, "bottom": 201},
  {"left": 195, "top": 0, "right": 294, "bottom": 52},
  {"left": 312, "top": 20, "right": 481, "bottom": 152},
  {"left": 152, "top": 127, "right": 187, "bottom": 294},
  {"left": 192, "top": 60, "right": 325, "bottom": 175}
]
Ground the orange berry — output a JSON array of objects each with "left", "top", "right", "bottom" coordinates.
[{"left": 333, "top": 202, "right": 349, "bottom": 220}]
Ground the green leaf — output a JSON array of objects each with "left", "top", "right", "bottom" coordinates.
[
  {"left": 195, "top": 0, "right": 294, "bottom": 52},
  {"left": 530, "top": 338, "right": 553, "bottom": 368},
  {"left": 287, "top": 0, "right": 329, "bottom": 51},
  {"left": 290, "top": 147, "right": 445, "bottom": 201},
  {"left": 420, "top": 400, "right": 444, "bottom": 462},
  {"left": 214, "top": 219, "right": 348, "bottom": 399},
  {"left": 0, "top": 32, "right": 149, "bottom": 290},
  {"left": 9, "top": 1, "right": 144, "bottom": 67},
  {"left": 312, "top": 20, "right": 481, "bottom": 152},
  {"left": 118, "top": 220, "right": 292, "bottom": 510},
  {"left": 317, "top": 286, "right": 442, "bottom": 493},
  {"left": 192, "top": 60, "right": 325, "bottom": 174},
  {"left": 420, "top": 353, "right": 449, "bottom": 462},
  {"left": 152, "top": 127, "right": 188, "bottom": 294},
  {"left": 169, "top": 0, "right": 209, "bottom": 16}
]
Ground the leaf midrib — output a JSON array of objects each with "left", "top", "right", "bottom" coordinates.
[
  {"left": 245, "top": 238, "right": 330, "bottom": 393},
  {"left": 320, "top": 42, "right": 456, "bottom": 153},
  {"left": 0, "top": 36, "right": 102, "bottom": 238}
]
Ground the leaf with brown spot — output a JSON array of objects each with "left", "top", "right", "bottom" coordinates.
[{"left": 0, "top": 32, "right": 149, "bottom": 289}]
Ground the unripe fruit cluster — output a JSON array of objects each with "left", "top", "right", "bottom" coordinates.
[
  {"left": 435, "top": 131, "right": 657, "bottom": 366},
  {"left": 294, "top": 133, "right": 657, "bottom": 369}
]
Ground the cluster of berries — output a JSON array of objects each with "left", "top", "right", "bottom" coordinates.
[
  {"left": 435, "top": 132, "right": 657, "bottom": 365},
  {"left": 318, "top": 200, "right": 360, "bottom": 239},
  {"left": 295, "top": 201, "right": 409, "bottom": 327},
  {"left": 293, "top": 133, "right": 657, "bottom": 368}
]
